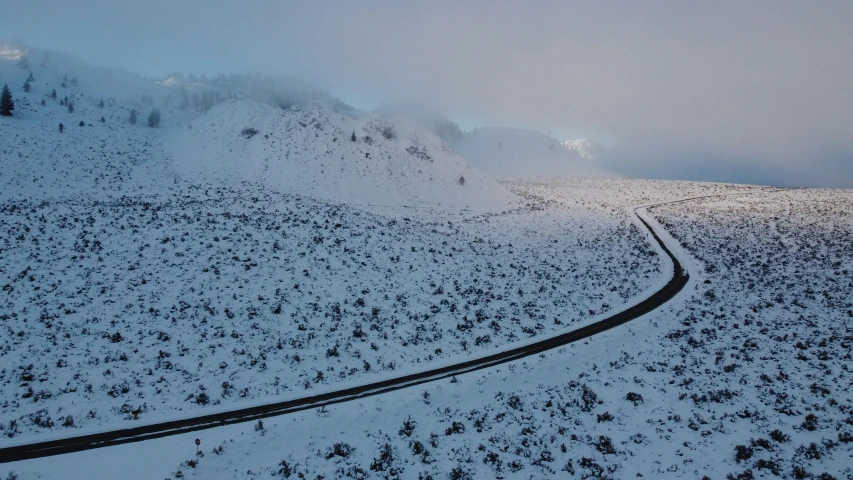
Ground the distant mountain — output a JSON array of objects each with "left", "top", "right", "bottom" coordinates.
[
  {"left": 452, "top": 127, "right": 616, "bottom": 177},
  {"left": 561, "top": 138, "right": 606, "bottom": 160}
]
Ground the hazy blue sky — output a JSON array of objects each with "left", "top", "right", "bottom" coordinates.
[{"left": 4, "top": 0, "right": 852, "bottom": 187}]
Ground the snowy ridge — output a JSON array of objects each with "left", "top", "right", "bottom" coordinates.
[
  {"left": 169, "top": 100, "right": 516, "bottom": 208},
  {"left": 453, "top": 126, "right": 615, "bottom": 177}
]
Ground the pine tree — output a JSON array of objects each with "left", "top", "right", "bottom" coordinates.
[
  {"left": 59, "top": 122, "right": 64, "bottom": 133},
  {"left": 147, "top": 108, "right": 161, "bottom": 128},
  {"left": 351, "top": 131, "right": 357, "bottom": 142},
  {"left": 41, "top": 99, "right": 46, "bottom": 106},
  {"left": 51, "top": 89, "right": 57, "bottom": 100},
  {"left": 100, "top": 116, "right": 105, "bottom": 123},
  {"left": 98, "top": 99, "right": 105, "bottom": 108},
  {"left": 129, "top": 109, "right": 138, "bottom": 125},
  {"left": 27, "top": 72, "right": 34, "bottom": 82},
  {"left": 79, "top": 121, "right": 85, "bottom": 127},
  {"left": 67, "top": 101, "right": 74, "bottom": 113},
  {"left": 23, "top": 80, "right": 31, "bottom": 93},
  {"left": 0, "top": 84, "right": 14, "bottom": 116},
  {"left": 61, "top": 81, "right": 67, "bottom": 88}
]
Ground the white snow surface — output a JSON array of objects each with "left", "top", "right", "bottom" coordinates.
[
  {"left": 169, "top": 100, "right": 515, "bottom": 209},
  {"left": 0, "top": 181, "right": 668, "bottom": 443},
  {"left": 452, "top": 127, "right": 615, "bottom": 177},
  {"left": 8, "top": 181, "right": 852, "bottom": 480}
]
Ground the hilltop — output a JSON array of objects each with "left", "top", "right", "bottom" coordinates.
[{"left": 169, "top": 100, "right": 515, "bottom": 208}]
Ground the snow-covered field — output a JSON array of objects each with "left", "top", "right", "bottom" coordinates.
[
  {"left": 0, "top": 178, "right": 667, "bottom": 440},
  {"left": 8, "top": 183, "right": 850, "bottom": 480}
]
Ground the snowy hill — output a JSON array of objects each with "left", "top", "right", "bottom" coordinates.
[
  {"left": 0, "top": 45, "right": 181, "bottom": 200},
  {"left": 452, "top": 126, "right": 616, "bottom": 177},
  {"left": 1, "top": 45, "right": 515, "bottom": 209},
  {"left": 169, "top": 99, "right": 516, "bottom": 208}
]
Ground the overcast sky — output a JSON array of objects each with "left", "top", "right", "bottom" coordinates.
[{"left": 5, "top": 0, "right": 852, "bottom": 187}]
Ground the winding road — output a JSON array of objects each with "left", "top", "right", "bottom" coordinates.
[{"left": 0, "top": 202, "right": 691, "bottom": 464}]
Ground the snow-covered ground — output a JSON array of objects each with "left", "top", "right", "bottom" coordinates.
[
  {"left": 7, "top": 183, "right": 850, "bottom": 480},
  {"left": 0, "top": 179, "right": 667, "bottom": 441}
]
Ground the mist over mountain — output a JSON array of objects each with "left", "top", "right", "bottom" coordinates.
[
  {"left": 0, "top": 44, "right": 516, "bottom": 207},
  {"left": 453, "top": 127, "right": 615, "bottom": 178},
  {"left": 376, "top": 102, "right": 463, "bottom": 143},
  {"left": 169, "top": 99, "right": 515, "bottom": 208}
]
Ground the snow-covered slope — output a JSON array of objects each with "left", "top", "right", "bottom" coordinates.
[
  {"left": 1, "top": 45, "right": 164, "bottom": 105},
  {"left": 0, "top": 45, "right": 198, "bottom": 200},
  {"left": 168, "top": 99, "right": 516, "bottom": 208},
  {"left": 453, "top": 126, "right": 615, "bottom": 177}
]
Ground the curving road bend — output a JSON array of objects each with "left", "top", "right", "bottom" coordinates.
[{"left": 0, "top": 200, "right": 694, "bottom": 464}]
